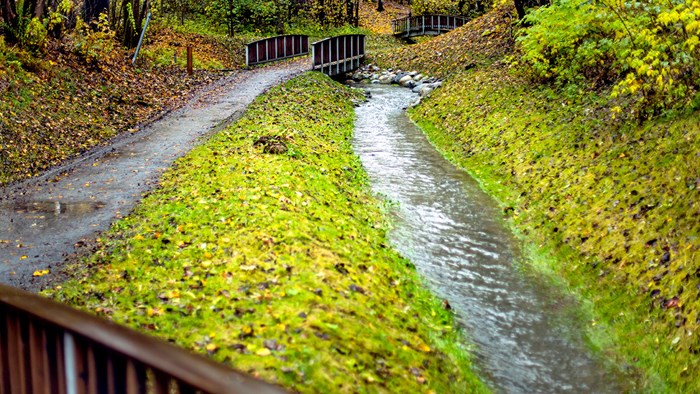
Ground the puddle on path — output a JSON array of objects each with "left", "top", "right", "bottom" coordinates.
[
  {"left": 7, "top": 200, "right": 106, "bottom": 216},
  {"left": 353, "top": 85, "right": 626, "bottom": 393}
]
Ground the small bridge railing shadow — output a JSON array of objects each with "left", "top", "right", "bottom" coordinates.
[
  {"left": 392, "top": 15, "right": 468, "bottom": 37},
  {"left": 0, "top": 284, "right": 289, "bottom": 394},
  {"left": 246, "top": 35, "right": 310, "bottom": 67},
  {"left": 312, "top": 34, "right": 366, "bottom": 77}
]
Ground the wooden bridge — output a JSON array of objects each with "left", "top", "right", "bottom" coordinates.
[
  {"left": 392, "top": 15, "right": 468, "bottom": 38},
  {"left": 245, "top": 34, "right": 366, "bottom": 77},
  {"left": 312, "top": 34, "right": 366, "bottom": 77},
  {"left": 0, "top": 284, "right": 288, "bottom": 394}
]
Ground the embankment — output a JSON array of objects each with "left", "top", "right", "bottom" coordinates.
[
  {"left": 374, "top": 4, "right": 699, "bottom": 391},
  {"left": 49, "top": 72, "right": 488, "bottom": 393}
]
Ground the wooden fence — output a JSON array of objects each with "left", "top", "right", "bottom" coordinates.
[
  {"left": 392, "top": 15, "right": 468, "bottom": 37},
  {"left": 246, "top": 35, "right": 309, "bottom": 67},
  {"left": 311, "top": 34, "right": 365, "bottom": 77},
  {"left": 0, "top": 284, "right": 289, "bottom": 394}
]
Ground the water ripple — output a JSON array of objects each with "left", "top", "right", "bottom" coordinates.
[{"left": 353, "top": 85, "right": 624, "bottom": 393}]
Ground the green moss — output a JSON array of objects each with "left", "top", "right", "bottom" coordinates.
[
  {"left": 408, "top": 65, "right": 699, "bottom": 391},
  {"left": 49, "top": 72, "right": 488, "bottom": 393}
]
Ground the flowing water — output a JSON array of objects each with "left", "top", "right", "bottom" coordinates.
[{"left": 353, "top": 85, "right": 624, "bottom": 393}]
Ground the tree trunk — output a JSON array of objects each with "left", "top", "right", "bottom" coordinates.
[
  {"left": 354, "top": 0, "right": 359, "bottom": 26},
  {"left": 84, "top": 0, "right": 109, "bottom": 22},
  {"left": 514, "top": 0, "right": 550, "bottom": 19},
  {"left": 377, "top": 0, "right": 384, "bottom": 12},
  {"left": 2, "top": 0, "right": 18, "bottom": 43}
]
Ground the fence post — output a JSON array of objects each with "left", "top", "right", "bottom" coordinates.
[
  {"left": 186, "top": 46, "right": 193, "bottom": 76},
  {"left": 131, "top": 11, "right": 152, "bottom": 66}
]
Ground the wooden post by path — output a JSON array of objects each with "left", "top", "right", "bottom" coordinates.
[{"left": 186, "top": 46, "right": 193, "bottom": 76}]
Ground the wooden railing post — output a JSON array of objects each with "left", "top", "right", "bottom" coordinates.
[{"left": 0, "top": 284, "right": 290, "bottom": 394}]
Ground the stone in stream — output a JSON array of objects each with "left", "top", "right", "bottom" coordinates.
[
  {"left": 399, "top": 75, "right": 415, "bottom": 87},
  {"left": 379, "top": 74, "right": 394, "bottom": 84},
  {"left": 392, "top": 72, "right": 409, "bottom": 84}
]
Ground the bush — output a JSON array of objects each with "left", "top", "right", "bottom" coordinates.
[
  {"left": 517, "top": 0, "right": 700, "bottom": 117},
  {"left": 70, "top": 14, "right": 116, "bottom": 64}
]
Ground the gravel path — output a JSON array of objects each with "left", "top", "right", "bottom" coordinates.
[{"left": 0, "top": 60, "right": 308, "bottom": 291}]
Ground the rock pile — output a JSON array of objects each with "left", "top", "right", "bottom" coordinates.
[{"left": 350, "top": 64, "right": 443, "bottom": 98}]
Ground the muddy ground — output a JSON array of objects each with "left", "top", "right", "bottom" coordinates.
[{"left": 0, "top": 60, "right": 308, "bottom": 292}]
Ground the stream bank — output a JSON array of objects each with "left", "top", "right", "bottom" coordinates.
[
  {"left": 353, "top": 84, "right": 629, "bottom": 393},
  {"left": 405, "top": 65, "right": 698, "bottom": 391}
]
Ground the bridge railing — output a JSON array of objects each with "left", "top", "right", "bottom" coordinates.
[
  {"left": 312, "top": 34, "right": 365, "bottom": 77},
  {"left": 246, "top": 35, "right": 309, "bottom": 67},
  {"left": 392, "top": 15, "right": 468, "bottom": 36},
  {"left": 0, "top": 284, "right": 289, "bottom": 394}
]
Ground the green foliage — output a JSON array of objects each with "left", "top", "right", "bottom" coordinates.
[
  {"left": 70, "top": 15, "right": 115, "bottom": 64},
  {"left": 285, "top": 23, "right": 368, "bottom": 41},
  {"left": 516, "top": 0, "right": 621, "bottom": 86},
  {"left": 518, "top": 0, "right": 700, "bottom": 116},
  {"left": 0, "top": 0, "right": 74, "bottom": 47},
  {"left": 205, "top": 0, "right": 279, "bottom": 34},
  {"left": 24, "top": 17, "right": 48, "bottom": 49},
  {"left": 48, "top": 73, "right": 488, "bottom": 393}
]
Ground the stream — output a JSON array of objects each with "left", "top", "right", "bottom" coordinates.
[{"left": 352, "top": 85, "right": 624, "bottom": 393}]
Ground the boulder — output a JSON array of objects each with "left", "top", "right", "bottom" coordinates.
[
  {"left": 399, "top": 75, "right": 414, "bottom": 86},
  {"left": 378, "top": 74, "right": 394, "bottom": 84},
  {"left": 392, "top": 72, "right": 408, "bottom": 84},
  {"left": 419, "top": 86, "right": 434, "bottom": 97}
]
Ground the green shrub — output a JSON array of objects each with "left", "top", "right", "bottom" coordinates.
[
  {"left": 70, "top": 14, "right": 116, "bottom": 64},
  {"left": 517, "top": 0, "right": 622, "bottom": 86},
  {"left": 517, "top": 0, "right": 700, "bottom": 117}
]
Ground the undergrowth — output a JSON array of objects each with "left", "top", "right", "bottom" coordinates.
[
  {"left": 48, "top": 72, "right": 488, "bottom": 393},
  {"left": 0, "top": 24, "right": 240, "bottom": 186}
]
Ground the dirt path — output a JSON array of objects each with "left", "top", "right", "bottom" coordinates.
[{"left": 0, "top": 60, "right": 308, "bottom": 292}]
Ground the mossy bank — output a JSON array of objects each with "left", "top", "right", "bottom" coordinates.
[
  {"left": 49, "top": 73, "right": 488, "bottom": 393},
  {"left": 374, "top": 5, "right": 699, "bottom": 389}
]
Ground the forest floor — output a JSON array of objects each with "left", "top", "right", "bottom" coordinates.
[{"left": 0, "top": 25, "right": 246, "bottom": 187}]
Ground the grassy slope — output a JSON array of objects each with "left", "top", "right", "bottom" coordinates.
[
  {"left": 0, "top": 28, "right": 239, "bottom": 186},
  {"left": 373, "top": 4, "right": 700, "bottom": 391},
  {"left": 50, "top": 73, "right": 487, "bottom": 393}
]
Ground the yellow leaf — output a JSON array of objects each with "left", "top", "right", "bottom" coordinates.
[
  {"left": 256, "top": 348, "right": 271, "bottom": 356},
  {"left": 32, "top": 269, "right": 50, "bottom": 277},
  {"left": 418, "top": 343, "right": 431, "bottom": 352},
  {"left": 206, "top": 343, "right": 217, "bottom": 351}
]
